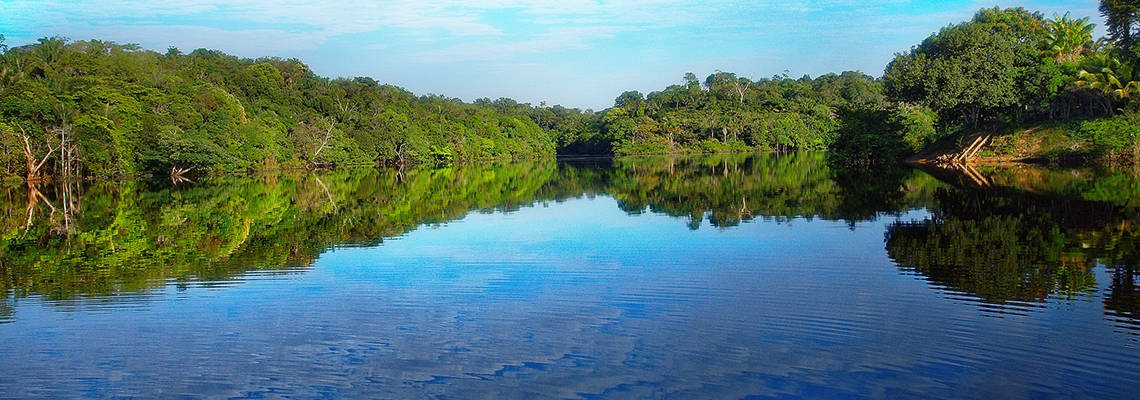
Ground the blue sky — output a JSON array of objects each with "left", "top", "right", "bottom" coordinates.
[{"left": 1, "top": 0, "right": 1104, "bottom": 110}]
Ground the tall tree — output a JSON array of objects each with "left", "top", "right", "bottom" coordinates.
[
  {"left": 1100, "top": 0, "right": 1140, "bottom": 47},
  {"left": 884, "top": 7, "right": 1049, "bottom": 126}
]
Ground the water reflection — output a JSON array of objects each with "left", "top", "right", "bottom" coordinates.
[
  {"left": 888, "top": 164, "right": 1140, "bottom": 327},
  {"left": 3, "top": 155, "right": 1139, "bottom": 320},
  {"left": 602, "top": 154, "right": 940, "bottom": 227},
  {"left": 0, "top": 160, "right": 559, "bottom": 301},
  {"left": 1, "top": 153, "right": 929, "bottom": 301},
  {"left": 1, "top": 153, "right": 1139, "bottom": 398}
]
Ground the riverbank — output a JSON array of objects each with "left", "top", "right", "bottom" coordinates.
[{"left": 913, "top": 120, "right": 1139, "bottom": 167}]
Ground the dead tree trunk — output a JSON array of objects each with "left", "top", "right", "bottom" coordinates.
[
  {"left": 311, "top": 119, "right": 336, "bottom": 160},
  {"left": 15, "top": 124, "right": 57, "bottom": 183},
  {"left": 171, "top": 165, "right": 194, "bottom": 184},
  {"left": 313, "top": 175, "right": 337, "bottom": 212},
  {"left": 22, "top": 182, "right": 57, "bottom": 237}
]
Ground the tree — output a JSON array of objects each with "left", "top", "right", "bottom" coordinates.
[
  {"left": 1100, "top": 0, "right": 1140, "bottom": 47},
  {"left": 884, "top": 8, "right": 1048, "bottom": 126},
  {"left": 31, "top": 36, "right": 67, "bottom": 77},
  {"left": 0, "top": 36, "right": 564, "bottom": 176},
  {"left": 1046, "top": 13, "right": 1096, "bottom": 63},
  {"left": 1076, "top": 52, "right": 1140, "bottom": 113},
  {"left": 703, "top": 71, "right": 747, "bottom": 103},
  {"left": 3, "top": 122, "right": 58, "bottom": 182},
  {"left": 683, "top": 72, "right": 699, "bottom": 87},
  {"left": 614, "top": 90, "right": 644, "bottom": 113}
]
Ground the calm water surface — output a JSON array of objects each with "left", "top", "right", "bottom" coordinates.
[{"left": 1, "top": 154, "right": 1138, "bottom": 399}]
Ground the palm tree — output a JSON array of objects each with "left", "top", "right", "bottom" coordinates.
[
  {"left": 1045, "top": 12, "right": 1096, "bottom": 63},
  {"left": 1075, "top": 52, "right": 1140, "bottom": 113}
]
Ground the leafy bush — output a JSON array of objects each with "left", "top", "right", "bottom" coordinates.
[
  {"left": 891, "top": 105, "right": 940, "bottom": 152},
  {"left": 613, "top": 138, "right": 671, "bottom": 155},
  {"left": 829, "top": 104, "right": 940, "bottom": 163},
  {"left": 1078, "top": 112, "right": 1140, "bottom": 158}
]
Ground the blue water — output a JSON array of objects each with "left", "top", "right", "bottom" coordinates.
[{"left": 1, "top": 156, "right": 1138, "bottom": 399}]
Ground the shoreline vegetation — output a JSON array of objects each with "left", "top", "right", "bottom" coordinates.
[{"left": 1, "top": 3, "right": 1139, "bottom": 184}]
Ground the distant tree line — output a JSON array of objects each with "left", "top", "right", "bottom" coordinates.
[
  {"left": 543, "top": 71, "right": 884, "bottom": 156},
  {"left": 2, "top": 2, "right": 1139, "bottom": 181},
  {"left": 544, "top": 4, "right": 1140, "bottom": 162}
]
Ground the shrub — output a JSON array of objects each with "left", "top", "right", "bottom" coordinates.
[
  {"left": 891, "top": 105, "right": 940, "bottom": 153},
  {"left": 1078, "top": 113, "right": 1140, "bottom": 159}
]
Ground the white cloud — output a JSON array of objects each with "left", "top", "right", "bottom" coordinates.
[
  {"left": 412, "top": 25, "right": 631, "bottom": 63},
  {"left": 0, "top": 0, "right": 1111, "bottom": 109},
  {"left": 51, "top": 23, "right": 327, "bottom": 55},
  {"left": 5, "top": 0, "right": 746, "bottom": 62},
  {"left": 5, "top": 0, "right": 984, "bottom": 57}
]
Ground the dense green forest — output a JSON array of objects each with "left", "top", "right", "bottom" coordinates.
[
  {"left": 2, "top": 2, "right": 1140, "bottom": 181},
  {"left": 0, "top": 36, "right": 556, "bottom": 181},
  {"left": 548, "top": 5, "right": 1140, "bottom": 162}
]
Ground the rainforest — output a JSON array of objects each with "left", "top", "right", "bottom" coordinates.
[
  {"left": 4, "top": 2, "right": 1140, "bottom": 399},
  {"left": 2, "top": 5, "right": 1139, "bottom": 183}
]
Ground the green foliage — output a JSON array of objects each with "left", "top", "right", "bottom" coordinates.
[
  {"left": 3, "top": 3, "right": 1138, "bottom": 169},
  {"left": 828, "top": 104, "right": 940, "bottom": 163},
  {"left": 1046, "top": 13, "right": 1097, "bottom": 63},
  {"left": 856, "top": 5, "right": 1140, "bottom": 163},
  {"left": 1076, "top": 51, "right": 1140, "bottom": 113},
  {"left": 243, "top": 62, "right": 285, "bottom": 100},
  {"left": 613, "top": 137, "right": 670, "bottom": 156},
  {"left": 1099, "top": 0, "right": 1140, "bottom": 47},
  {"left": 884, "top": 7, "right": 1049, "bottom": 127},
  {"left": 892, "top": 105, "right": 941, "bottom": 152},
  {"left": 1077, "top": 112, "right": 1140, "bottom": 157},
  {"left": 555, "top": 70, "right": 885, "bottom": 155},
  {"left": 691, "top": 139, "right": 752, "bottom": 154},
  {"left": 0, "top": 38, "right": 556, "bottom": 179}
]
